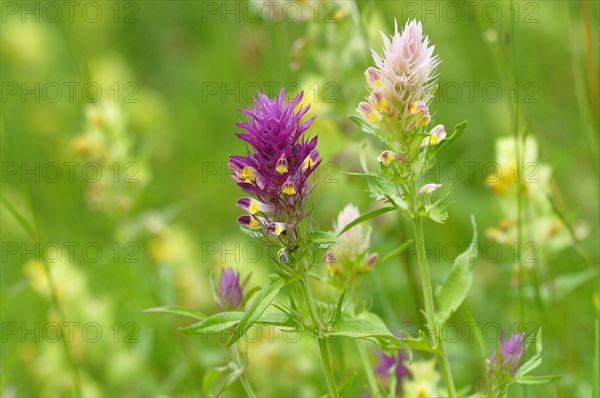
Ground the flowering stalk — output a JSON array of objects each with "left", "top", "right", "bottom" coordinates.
[
  {"left": 353, "top": 20, "right": 470, "bottom": 397},
  {"left": 229, "top": 89, "right": 339, "bottom": 396}
]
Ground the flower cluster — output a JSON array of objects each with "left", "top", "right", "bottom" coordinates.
[
  {"left": 229, "top": 89, "right": 321, "bottom": 244},
  {"left": 358, "top": 20, "right": 440, "bottom": 152},
  {"left": 325, "top": 204, "right": 378, "bottom": 287}
]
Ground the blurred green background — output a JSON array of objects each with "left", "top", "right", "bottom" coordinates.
[{"left": 1, "top": 1, "right": 598, "bottom": 397}]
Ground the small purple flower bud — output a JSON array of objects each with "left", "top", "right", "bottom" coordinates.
[
  {"left": 365, "top": 252, "right": 379, "bottom": 269},
  {"left": 277, "top": 248, "right": 288, "bottom": 263},
  {"left": 490, "top": 332, "right": 525, "bottom": 375},
  {"left": 217, "top": 268, "right": 243, "bottom": 311}
]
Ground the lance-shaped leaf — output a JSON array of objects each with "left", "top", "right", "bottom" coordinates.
[
  {"left": 143, "top": 305, "right": 206, "bottom": 321},
  {"left": 226, "top": 277, "right": 285, "bottom": 346},
  {"left": 431, "top": 121, "right": 467, "bottom": 154},
  {"left": 434, "top": 216, "right": 478, "bottom": 325},
  {"left": 380, "top": 240, "right": 414, "bottom": 264},
  {"left": 202, "top": 363, "right": 244, "bottom": 397},
  {"left": 514, "top": 375, "right": 561, "bottom": 385},
  {"left": 337, "top": 206, "right": 396, "bottom": 236},
  {"left": 516, "top": 327, "right": 544, "bottom": 378},
  {"left": 327, "top": 311, "right": 424, "bottom": 356},
  {"left": 309, "top": 230, "right": 350, "bottom": 249},
  {"left": 179, "top": 312, "right": 244, "bottom": 334},
  {"left": 514, "top": 328, "right": 560, "bottom": 386},
  {"left": 349, "top": 114, "right": 378, "bottom": 135},
  {"left": 180, "top": 311, "right": 291, "bottom": 335}
]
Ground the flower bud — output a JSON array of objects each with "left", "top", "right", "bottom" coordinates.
[
  {"left": 417, "top": 183, "right": 442, "bottom": 195},
  {"left": 217, "top": 268, "right": 243, "bottom": 311}
]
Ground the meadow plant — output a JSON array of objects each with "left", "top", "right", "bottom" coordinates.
[
  {"left": 149, "top": 19, "right": 558, "bottom": 398},
  {"left": 352, "top": 19, "right": 475, "bottom": 396},
  {"left": 349, "top": 19, "right": 556, "bottom": 397}
]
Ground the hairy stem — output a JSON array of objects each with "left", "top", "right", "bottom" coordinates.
[
  {"left": 412, "top": 215, "right": 456, "bottom": 398},
  {"left": 299, "top": 277, "right": 339, "bottom": 397}
]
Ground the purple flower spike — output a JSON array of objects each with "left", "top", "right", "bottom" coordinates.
[
  {"left": 490, "top": 332, "right": 525, "bottom": 375},
  {"left": 229, "top": 88, "right": 319, "bottom": 235},
  {"left": 217, "top": 268, "right": 243, "bottom": 311},
  {"left": 376, "top": 350, "right": 409, "bottom": 385}
]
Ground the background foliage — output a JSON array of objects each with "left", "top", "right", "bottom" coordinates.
[{"left": 1, "top": 1, "right": 598, "bottom": 396}]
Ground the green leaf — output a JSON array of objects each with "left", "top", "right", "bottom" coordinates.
[
  {"left": 241, "top": 286, "right": 261, "bottom": 307},
  {"left": 336, "top": 370, "right": 358, "bottom": 394},
  {"left": 240, "top": 271, "right": 253, "bottom": 289},
  {"left": 426, "top": 204, "right": 449, "bottom": 224},
  {"left": 329, "top": 311, "right": 417, "bottom": 356},
  {"left": 337, "top": 206, "right": 396, "bottom": 236},
  {"left": 256, "top": 312, "right": 293, "bottom": 327},
  {"left": 515, "top": 375, "right": 561, "bottom": 385},
  {"left": 435, "top": 121, "right": 467, "bottom": 152},
  {"left": 143, "top": 306, "right": 206, "bottom": 321},
  {"left": 434, "top": 216, "right": 478, "bottom": 325},
  {"left": 349, "top": 114, "right": 377, "bottom": 135},
  {"left": 202, "top": 363, "right": 244, "bottom": 397},
  {"left": 334, "top": 290, "right": 347, "bottom": 324},
  {"left": 465, "top": 311, "right": 486, "bottom": 360},
  {"left": 380, "top": 240, "right": 414, "bottom": 263},
  {"left": 309, "top": 230, "right": 350, "bottom": 249},
  {"left": 226, "top": 277, "right": 285, "bottom": 346},
  {"left": 407, "top": 132, "right": 429, "bottom": 158},
  {"left": 182, "top": 311, "right": 291, "bottom": 336},
  {"left": 424, "top": 189, "right": 453, "bottom": 223},
  {"left": 179, "top": 311, "right": 244, "bottom": 333},
  {"left": 517, "top": 327, "right": 544, "bottom": 377},
  {"left": 342, "top": 171, "right": 379, "bottom": 177}
]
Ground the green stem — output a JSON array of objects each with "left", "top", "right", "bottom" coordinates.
[
  {"left": 299, "top": 278, "right": 339, "bottom": 398},
  {"left": 437, "top": 342, "right": 456, "bottom": 398},
  {"left": 357, "top": 339, "right": 381, "bottom": 397},
  {"left": 230, "top": 345, "right": 256, "bottom": 398},
  {"left": 412, "top": 215, "right": 456, "bottom": 398}
]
